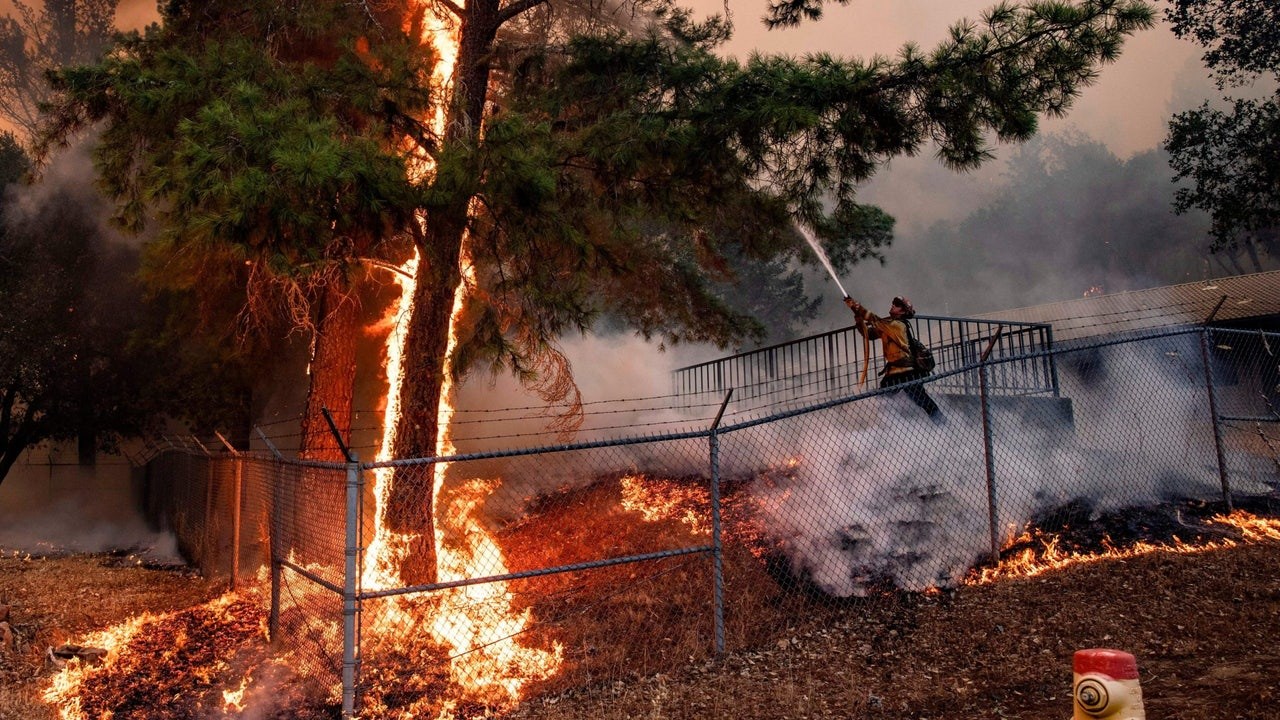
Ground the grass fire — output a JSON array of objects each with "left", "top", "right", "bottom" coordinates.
[
  {"left": 11, "top": 462, "right": 1278, "bottom": 719},
  {"left": 3, "top": 0, "right": 1280, "bottom": 718}
]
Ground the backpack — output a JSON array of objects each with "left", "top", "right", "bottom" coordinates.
[{"left": 905, "top": 322, "right": 936, "bottom": 374}]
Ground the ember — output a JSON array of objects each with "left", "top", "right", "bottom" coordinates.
[
  {"left": 969, "top": 507, "right": 1280, "bottom": 585},
  {"left": 621, "top": 474, "right": 712, "bottom": 536},
  {"left": 44, "top": 590, "right": 335, "bottom": 720}
]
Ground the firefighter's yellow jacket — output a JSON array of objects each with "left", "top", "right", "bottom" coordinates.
[{"left": 852, "top": 307, "right": 914, "bottom": 379}]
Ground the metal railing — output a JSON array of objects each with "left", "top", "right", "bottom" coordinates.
[{"left": 672, "top": 315, "right": 1060, "bottom": 403}]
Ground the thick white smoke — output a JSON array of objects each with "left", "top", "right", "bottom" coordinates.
[
  {"left": 452, "top": 333, "right": 718, "bottom": 518},
  {"left": 737, "top": 337, "right": 1270, "bottom": 597},
  {"left": 466, "top": 329, "right": 1273, "bottom": 596}
]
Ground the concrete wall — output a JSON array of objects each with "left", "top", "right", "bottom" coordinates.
[{"left": 0, "top": 444, "right": 176, "bottom": 557}]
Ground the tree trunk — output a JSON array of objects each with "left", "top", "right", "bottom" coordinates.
[
  {"left": 292, "top": 276, "right": 361, "bottom": 564},
  {"left": 386, "top": 0, "right": 501, "bottom": 585},
  {"left": 299, "top": 277, "right": 360, "bottom": 462},
  {"left": 50, "top": 0, "right": 76, "bottom": 66},
  {"left": 0, "top": 410, "right": 39, "bottom": 489},
  {"left": 77, "top": 360, "right": 95, "bottom": 466}
]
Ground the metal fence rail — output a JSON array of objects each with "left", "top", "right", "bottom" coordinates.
[
  {"left": 143, "top": 326, "right": 1278, "bottom": 719},
  {"left": 672, "top": 315, "right": 1059, "bottom": 408}
]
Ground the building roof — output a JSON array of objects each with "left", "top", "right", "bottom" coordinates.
[{"left": 975, "top": 270, "right": 1280, "bottom": 342}]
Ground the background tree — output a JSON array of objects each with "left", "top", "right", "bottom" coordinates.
[
  {"left": 0, "top": 132, "right": 249, "bottom": 486},
  {"left": 0, "top": 0, "right": 118, "bottom": 143},
  {"left": 1164, "top": 0, "right": 1280, "bottom": 262},
  {"left": 839, "top": 132, "right": 1241, "bottom": 317},
  {"left": 38, "top": 1, "right": 435, "bottom": 460}
]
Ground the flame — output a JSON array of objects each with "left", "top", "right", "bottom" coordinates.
[
  {"left": 45, "top": 613, "right": 153, "bottom": 720},
  {"left": 427, "top": 247, "right": 563, "bottom": 706},
  {"left": 621, "top": 474, "right": 711, "bottom": 536},
  {"left": 222, "top": 676, "right": 251, "bottom": 713},
  {"left": 1215, "top": 510, "right": 1280, "bottom": 540},
  {"left": 362, "top": 251, "right": 421, "bottom": 596},
  {"left": 44, "top": 592, "right": 246, "bottom": 719},
  {"left": 357, "top": 1, "right": 562, "bottom": 709},
  {"left": 968, "top": 511, "right": 1280, "bottom": 585}
]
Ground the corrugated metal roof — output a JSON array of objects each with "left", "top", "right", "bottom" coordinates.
[{"left": 975, "top": 270, "right": 1280, "bottom": 342}]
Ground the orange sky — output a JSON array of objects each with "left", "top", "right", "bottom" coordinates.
[
  {"left": 0, "top": 0, "right": 1210, "bottom": 157},
  {"left": 0, "top": 0, "right": 157, "bottom": 29}
]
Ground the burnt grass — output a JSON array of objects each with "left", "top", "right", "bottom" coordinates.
[
  {"left": 3, "top": 476, "right": 1280, "bottom": 719},
  {"left": 498, "top": 478, "right": 1280, "bottom": 720}
]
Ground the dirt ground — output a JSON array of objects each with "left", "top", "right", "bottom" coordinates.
[{"left": 2, "top": 537, "right": 1278, "bottom": 719}]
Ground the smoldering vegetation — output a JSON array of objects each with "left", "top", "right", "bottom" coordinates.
[{"left": 467, "top": 333, "right": 1277, "bottom": 599}]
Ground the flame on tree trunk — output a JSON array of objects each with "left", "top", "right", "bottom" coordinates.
[
  {"left": 386, "top": 0, "right": 500, "bottom": 585},
  {"left": 384, "top": 235, "right": 457, "bottom": 584}
]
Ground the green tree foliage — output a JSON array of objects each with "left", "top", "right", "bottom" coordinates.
[
  {"left": 0, "top": 0, "right": 118, "bottom": 143},
  {"left": 37, "top": 0, "right": 435, "bottom": 458},
  {"left": 1164, "top": 0, "right": 1280, "bottom": 257},
  {"left": 40, "top": 4, "right": 430, "bottom": 262},
  {"left": 447, "top": 0, "right": 1155, "bottom": 376}
]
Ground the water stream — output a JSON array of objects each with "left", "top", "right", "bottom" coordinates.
[{"left": 797, "top": 224, "right": 849, "bottom": 298}]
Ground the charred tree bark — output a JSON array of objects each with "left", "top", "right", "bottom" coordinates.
[
  {"left": 299, "top": 277, "right": 361, "bottom": 462},
  {"left": 386, "top": 0, "right": 504, "bottom": 585}
]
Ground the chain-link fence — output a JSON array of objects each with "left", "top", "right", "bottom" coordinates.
[{"left": 142, "top": 325, "right": 1280, "bottom": 718}]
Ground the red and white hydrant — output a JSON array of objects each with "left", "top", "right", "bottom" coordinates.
[{"left": 1072, "top": 648, "right": 1145, "bottom": 720}]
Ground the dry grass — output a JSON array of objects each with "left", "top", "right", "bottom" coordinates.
[
  {"left": 4, "top": 481, "right": 1280, "bottom": 719},
  {"left": 510, "top": 540, "right": 1280, "bottom": 720},
  {"left": 0, "top": 552, "right": 222, "bottom": 720}
]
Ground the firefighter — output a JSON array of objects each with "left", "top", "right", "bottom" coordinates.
[{"left": 844, "top": 295, "right": 944, "bottom": 422}]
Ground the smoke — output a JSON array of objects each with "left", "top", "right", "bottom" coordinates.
[
  {"left": 200, "top": 659, "right": 291, "bottom": 720},
  {"left": 6, "top": 136, "right": 138, "bottom": 244},
  {"left": 0, "top": 464, "right": 180, "bottom": 560},
  {"left": 452, "top": 333, "right": 718, "bottom": 516},
  {"left": 114, "top": 0, "right": 159, "bottom": 30},
  {"left": 0, "top": 139, "right": 168, "bottom": 557},
  {"left": 452, "top": 332, "right": 716, "bottom": 450},
  {"left": 464, "top": 327, "right": 1271, "bottom": 597},
  {"left": 736, "top": 338, "right": 1269, "bottom": 597},
  {"left": 827, "top": 131, "right": 1249, "bottom": 324},
  {"left": 746, "top": 408, "right": 995, "bottom": 596}
]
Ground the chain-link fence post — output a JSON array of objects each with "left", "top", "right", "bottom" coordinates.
[
  {"left": 342, "top": 453, "right": 362, "bottom": 720},
  {"left": 215, "top": 432, "right": 243, "bottom": 590},
  {"left": 1200, "top": 326, "right": 1234, "bottom": 511},
  {"left": 979, "top": 328, "right": 1004, "bottom": 565},
  {"left": 256, "top": 427, "right": 287, "bottom": 644},
  {"left": 709, "top": 390, "right": 733, "bottom": 657},
  {"left": 319, "top": 406, "right": 363, "bottom": 720}
]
